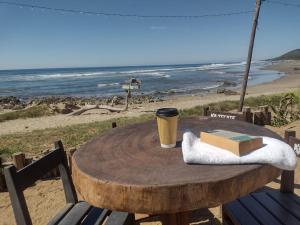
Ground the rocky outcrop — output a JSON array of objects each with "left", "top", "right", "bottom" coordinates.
[
  {"left": 0, "top": 96, "right": 26, "bottom": 110},
  {"left": 217, "top": 88, "right": 239, "bottom": 95}
]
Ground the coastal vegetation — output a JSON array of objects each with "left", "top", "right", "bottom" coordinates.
[
  {"left": 0, "top": 105, "right": 53, "bottom": 122},
  {"left": 270, "top": 93, "right": 300, "bottom": 127},
  {"left": 0, "top": 114, "right": 153, "bottom": 157},
  {"left": 0, "top": 89, "right": 297, "bottom": 123},
  {"left": 180, "top": 91, "right": 300, "bottom": 118},
  {"left": 0, "top": 95, "right": 163, "bottom": 122},
  {"left": 273, "top": 49, "right": 300, "bottom": 61},
  {"left": 0, "top": 91, "right": 299, "bottom": 158}
]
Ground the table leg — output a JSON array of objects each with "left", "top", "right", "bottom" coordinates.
[{"left": 161, "top": 212, "right": 189, "bottom": 225}]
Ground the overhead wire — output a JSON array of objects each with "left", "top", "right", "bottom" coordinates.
[
  {"left": 264, "top": 0, "right": 300, "bottom": 8},
  {"left": 0, "top": 1, "right": 299, "bottom": 20},
  {"left": 0, "top": 1, "right": 254, "bottom": 19}
]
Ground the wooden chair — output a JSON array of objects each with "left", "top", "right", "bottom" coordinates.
[
  {"left": 4, "top": 140, "right": 134, "bottom": 225},
  {"left": 222, "top": 130, "right": 300, "bottom": 225}
]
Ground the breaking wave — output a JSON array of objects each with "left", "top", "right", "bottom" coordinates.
[
  {"left": 2, "top": 61, "right": 247, "bottom": 82},
  {"left": 202, "top": 84, "right": 223, "bottom": 90},
  {"left": 97, "top": 83, "right": 120, "bottom": 88}
]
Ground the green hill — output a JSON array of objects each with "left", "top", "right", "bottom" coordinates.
[{"left": 273, "top": 49, "right": 300, "bottom": 60}]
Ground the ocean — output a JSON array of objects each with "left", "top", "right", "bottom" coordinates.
[{"left": 0, "top": 61, "right": 284, "bottom": 99}]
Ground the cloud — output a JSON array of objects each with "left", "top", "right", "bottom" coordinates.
[{"left": 150, "top": 26, "right": 167, "bottom": 30}]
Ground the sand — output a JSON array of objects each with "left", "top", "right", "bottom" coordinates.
[
  {"left": 0, "top": 179, "right": 66, "bottom": 225},
  {"left": 1, "top": 60, "right": 300, "bottom": 136},
  {"left": 0, "top": 94, "right": 243, "bottom": 136},
  {"left": 247, "top": 60, "right": 300, "bottom": 95}
]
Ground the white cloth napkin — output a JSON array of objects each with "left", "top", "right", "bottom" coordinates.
[{"left": 182, "top": 131, "right": 297, "bottom": 171}]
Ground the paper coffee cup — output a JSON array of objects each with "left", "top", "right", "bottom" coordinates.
[{"left": 156, "top": 108, "right": 179, "bottom": 148}]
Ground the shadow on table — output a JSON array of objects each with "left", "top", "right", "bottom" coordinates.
[{"left": 176, "top": 140, "right": 182, "bottom": 148}]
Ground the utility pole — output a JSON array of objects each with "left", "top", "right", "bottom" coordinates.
[{"left": 239, "top": 0, "right": 262, "bottom": 111}]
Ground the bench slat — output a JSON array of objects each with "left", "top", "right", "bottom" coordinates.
[
  {"left": 105, "top": 212, "right": 134, "bottom": 225},
  {"left": 58, "top": 201, "right": 92, "bottom": 225},
  {"left": 47, "top": 203, "right": 74, "bottom": 225},
  {"left": 80, "top": 208, "right": 110, "bottom": 225},
  {"left": 252, "top": 192, "right": 300, "bottom": 225},
  {"left": 223, "top": 200, "right": 260, "bottom": 225},
  {"left": 239, "top": 195, "right": 281, "bottom": 225},
  {"left": 16, "top": 149, "right": 64, "bottom": 191},
  {"left": 267, "top": 191, "right": 300, "bottom": 220},
  {"left": 285, "top": 192, "right": 300, "bottom": 206}
]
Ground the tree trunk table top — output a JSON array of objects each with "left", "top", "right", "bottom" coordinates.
[{"left": 72, "top": 117, "right": 282, "bottom": 214}]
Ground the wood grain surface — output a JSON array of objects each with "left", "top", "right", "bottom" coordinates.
[{"left": 72, "top": 117, "right": 282, "bottom": 214}]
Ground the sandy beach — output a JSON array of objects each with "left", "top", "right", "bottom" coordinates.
[
  {"left": 0, "top": 60, "right": 299, "bottom": 136},
  {"left": 247, "top": 60, "right": 300, "bottom": 94}
]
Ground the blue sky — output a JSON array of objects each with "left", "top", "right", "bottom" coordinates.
[{"left": 0, "top": 0, "right": 299, "bottom": 69}]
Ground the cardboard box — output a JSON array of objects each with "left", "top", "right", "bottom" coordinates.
[{"left": 200, "top": 130, "right": 263, "bottom": 156}]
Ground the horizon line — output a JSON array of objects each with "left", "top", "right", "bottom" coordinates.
[{"left": 0, "top": 59, "right": 257, "bottom": 71}]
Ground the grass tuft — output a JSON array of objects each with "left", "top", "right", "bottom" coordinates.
[
  {"left": 0, "top": 114, "right": 153, "bottom": 158},
  {"left": 0, "top": 105, "right": 53, "bottom": 122}
]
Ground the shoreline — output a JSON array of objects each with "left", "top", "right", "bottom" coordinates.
[
  {"left": 0, "top": 60, "right": 299, "bottom": 136},
  {"left": 0, "top": 60, "right": 288, "bottom": 110},
  {"left": 0, "top": 61, "right": 278, "bottom": 104},
  {"left": 247, "top": 60, "right": 300, "bottom": 94}
]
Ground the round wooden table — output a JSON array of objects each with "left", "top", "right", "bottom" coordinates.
[{"left": 72, "top": 117, "right": 282, "bottom": 225}]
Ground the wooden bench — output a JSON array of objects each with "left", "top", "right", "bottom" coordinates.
[
  {"left": 222, "top": 130, "right": 300, "bottom": 225},
  {"left": 203, "top": 106, "right": 273, "bottom": 126},
  {"left": 203, "top": 106, "right": 253, "bottom": 123},
  {"left": 4, "top": 140, "right": 134, "bottom": 225}
]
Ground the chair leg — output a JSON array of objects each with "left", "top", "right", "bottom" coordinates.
[
  {"left": 280, "top": 170, "right": 294, "bottom": 193},
  {"left": 221, "top": 205, "right": 234, "bottom": 225},
  {"left": 127, "top": 213, "right": 135, "bottom": 225},
  {"left": 105, "top": 212, "right": 135, "bottom": 225}
]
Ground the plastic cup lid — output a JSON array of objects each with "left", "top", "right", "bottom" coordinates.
[{"left": 156, "top": 108, "right": 179, "bottom": 117}]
